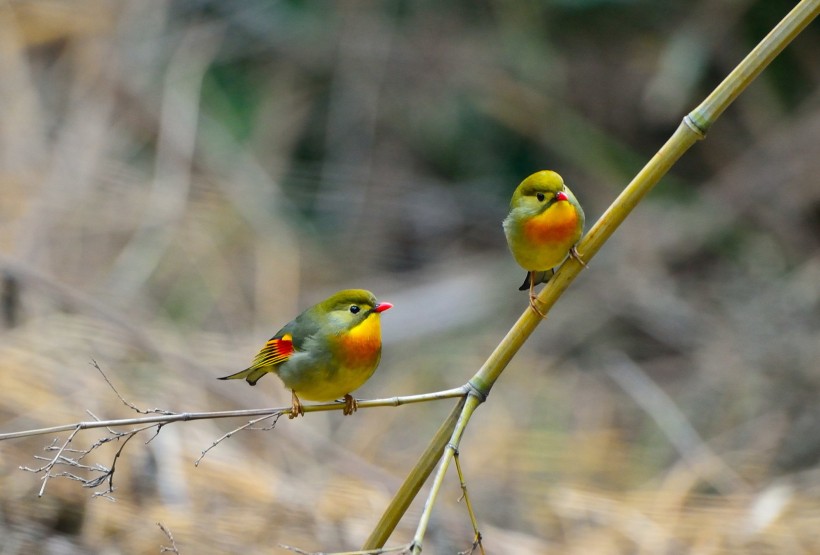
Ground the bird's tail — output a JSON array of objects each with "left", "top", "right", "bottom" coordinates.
[
  {"left": 518, "top": 269, "right": 554, "bottom": 291},
  {"left": 217, "top": 366, "right": 269, "bottom": 386}
]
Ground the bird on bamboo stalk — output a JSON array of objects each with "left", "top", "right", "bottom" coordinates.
[
  {"left": 219, "top": 289, "right": 392, "bottom": 418},
  {"left": 503, "top": 170, "right": 586, "bottom": 316}
]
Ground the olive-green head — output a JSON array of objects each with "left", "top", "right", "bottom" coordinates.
[
  {"left": 308, "top": 289, "right": 393, "bottom": 334},
  {"left": 509, "top": 170, "right": 568, "bottom": 213}
]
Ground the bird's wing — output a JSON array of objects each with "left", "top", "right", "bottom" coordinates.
[
  {"left": 248, "top": 311, "right": 323, "bottom": 370},
  {"left": 249, "top": 333, "right": 295, "bottom": 369}
]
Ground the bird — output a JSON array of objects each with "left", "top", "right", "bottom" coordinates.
[
  {"left": 503, "top": 170, "right": 586, "bottom": 316},
  {"left": 219, "top": 289, "right": 393, "bottom": 418}
]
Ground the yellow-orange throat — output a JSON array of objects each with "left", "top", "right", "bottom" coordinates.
[
  {"left": 523, "top": 201, "right": 579, "bottom": 245},
  {"left": 338, "top": 313, "right": 382, "bottom": 366}
]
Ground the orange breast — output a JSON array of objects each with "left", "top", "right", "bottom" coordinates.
[
  {"left": 523, "top": 202, "right": 578, "bottom": 245},
  {"left": 338, "top": 314, "right": 382, "bottom": 367}
]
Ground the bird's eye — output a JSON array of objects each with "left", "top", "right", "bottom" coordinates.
[
  {"left": 349, "top": 305, "right": 360, "bottom": 314},
  {"left": 536, "top": 192, "right": 545, "bottom": 202}
]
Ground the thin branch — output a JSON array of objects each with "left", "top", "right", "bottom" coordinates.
[
  {"left": 195, "top": 412, "right": 282, "bottom": 466},
  {"left": 92, "top": 360, "right": 174, "bottom": 415},
  {"left": 88, "top": 424, "right": 155, "bottom": 499},
  {"left": 21, "top": 422, "right": 160, "bottom": 499},
  {"left": 5, "top": 382, "right": 468, "bottom": 499},
  {"left": 279, "top": 544, "right": 412, "bottom": 555},
  {"left": 457, "top": 537, "right": 484, "bottom": 555},
  {"left": 19, "top": 426, "right": 81, "bottom": 497},
  {"left": 453, "top": 448, "right": 485, "bottom": 555},
  {"left": 7, "top": 385, "right": 469, "bottom": 498},
  {"left": 0, "top": 386, "right": 468, "bottom": 441},
  {"left": 158, "top": 522, "right": 181, "bottom": 554}
]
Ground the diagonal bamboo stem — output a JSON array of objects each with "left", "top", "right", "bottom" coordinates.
[{"left": 363, "top": 0, "right": 820, "bottom": 549}]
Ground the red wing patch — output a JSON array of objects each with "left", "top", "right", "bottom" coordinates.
[{"left": 250, "top": 333, "right": 294, "bottom": 369}]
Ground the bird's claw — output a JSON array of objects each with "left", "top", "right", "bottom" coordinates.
[
  {"left": 529, "top": 295, "right": 547, "bottom": 318},
  {"left": 569, "top": 245, "right": 588, "bottom": 268},
  {"left": 342, "top": 394, "right": 358, "bottom": 416},
  {"left": 527, "top": 272, "right": 547, "bottom": 318},
  {"left": 289, "top": 390, "right": 304, "bottom": 419}
]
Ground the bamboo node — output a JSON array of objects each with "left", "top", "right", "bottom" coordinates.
[{"left": 683, "top": 114, "right": 707, "bottom": 139}]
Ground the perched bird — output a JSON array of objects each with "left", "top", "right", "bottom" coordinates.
[
  {"left": 219, "top": 289, "right": 392, "bottom": 418},
  {"left": 503, "top": 170, "right": 586, "bottom": 315}
]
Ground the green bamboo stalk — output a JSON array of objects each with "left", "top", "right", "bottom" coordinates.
[
  {"left": 410, "top": 394, "right": 482, "bottom": 553},
  {"left": 362, "top": 395, "right": 467, "bottom": 549},
  {"left": 363, "top": 0, "right": 819, "bottom": 549}
]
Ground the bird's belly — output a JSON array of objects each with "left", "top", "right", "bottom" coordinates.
[
  {"left": 514, "top": 241, "right": 571, "bottom": 271},
  {"left": 298, "top": 363, "right": 378, "bottom": 401},
  {"left": 279, "top": 359, "right": 379, "bottom": 401},
  {"left": 275, "top": 319, "right": 382, "bottom": 402},
  {"left": 518, "top": 204, "right": 580, "bottom": 270}
]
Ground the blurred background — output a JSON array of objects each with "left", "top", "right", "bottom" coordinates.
[{"left": 1, "top": 1, "right": 819, "bottom": 553}]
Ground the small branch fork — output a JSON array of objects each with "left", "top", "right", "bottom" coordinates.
[
  {"left": 411, "top": 391, "right": 485, "bottom": 554},
  {"left": 194, "top": 412, "right": 282, "bottom": 467},
  {"left": 92, "top": 360, "right": 175, "bottom": 416},
  {"left": 18, "top": 402, "right": 165, "bottom": 499}
]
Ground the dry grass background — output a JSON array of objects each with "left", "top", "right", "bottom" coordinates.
[{"left": 1, "top": 1, "right": 819, "bottom": 553}]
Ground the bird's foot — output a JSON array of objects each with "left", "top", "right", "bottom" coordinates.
[
  {"left": 342, "top": 394, "right": 358, "bottom": 416},
  {"left": 528, "top": 273, "right": 547, "bottom": 318},
  {"left": 529, "top": 295, "right": 547, "bottom": 318},
  {"left": 289, "top": 390, "right": 305, "bottom": 419},
  {"left": 569, "top": 245, "right": 588, "bottom": 268}
]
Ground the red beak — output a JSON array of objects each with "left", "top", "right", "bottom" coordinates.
[
  {"left": 555, "top": 191, "right": 569, "bottom": 202},
  {"left": 375, "top": 302, "right": 393, "bottom": 313}
]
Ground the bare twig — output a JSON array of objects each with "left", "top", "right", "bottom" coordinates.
[
  {"left": 19, "top": 426, "right": 81, "bottom": 497},
  {"left": 457, "top": 537, "right": 484, "bottom": 555},
  {"left": 92, "top": 360, "right": 174, "bottom": 415},
  {"left": 89, "top": 424, "right": 156, "bottom": 499},
  {"left": 21, "top": 421, "right": 160, "bottom": 499},
  {"left": 195, "top": 412, "right": 282, "bottom": 466},
  {"left": 453, "top": 448, "right": 485, "bottom": 555},
  {"left": 158, "top": 522, "right": 181, "bottom": 554},
  {"left": 279, "top": 544, "right": 412, "bottom": 555}
]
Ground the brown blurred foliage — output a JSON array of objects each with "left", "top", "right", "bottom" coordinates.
[{"left": 1, "top": 1, "right": 819, "bottom": 553}]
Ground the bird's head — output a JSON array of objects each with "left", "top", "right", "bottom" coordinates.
[
  {"left": 510, "top": 170, "right": 571, "bottom": 215},
  {"left": 316, "top": 289, "right": 393, "bottom": 333}
]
